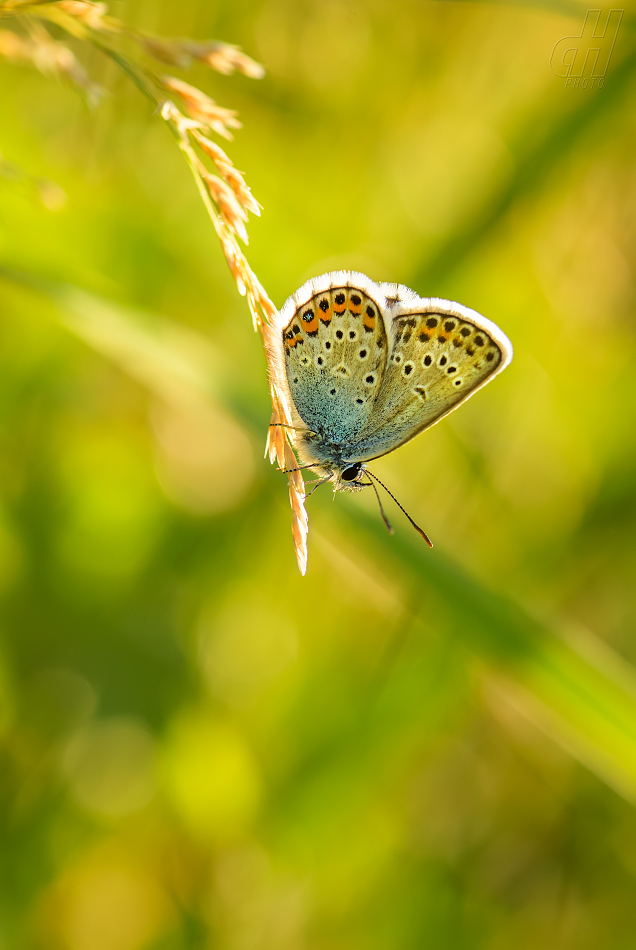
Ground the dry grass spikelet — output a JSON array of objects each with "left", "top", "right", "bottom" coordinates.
[
  {"left": 137, "top": 37, "right": 264, "bottom": 79},
  {"left": 192, "top": 132, "right": 261, "bottom": 216},
  {"left": 183, "top": 40, "right": 265, "bottom": 79},
  {"left": 160, "top": 76, "right": 242, "bottom": 139},
  {"left": 201, "top": 172, "right": 249, "bottom": 244},
  {"left": 284, "top": 442, "right": 309, "bottom": 577}
]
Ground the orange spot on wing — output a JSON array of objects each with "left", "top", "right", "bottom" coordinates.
[
  {"left": 303, "top": 315, "right": 319, "bottom": 333},
  {"left": 363, "top": 313, "right": 376, "bottom": 331}
]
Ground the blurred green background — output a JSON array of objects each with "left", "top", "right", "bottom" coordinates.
[{"left": 2, "top": 1, "right": 636, "bottom": 948}]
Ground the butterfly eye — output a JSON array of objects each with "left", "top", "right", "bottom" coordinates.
[{"left": 341, "top": 463, "right": 362, "bottom": 482}]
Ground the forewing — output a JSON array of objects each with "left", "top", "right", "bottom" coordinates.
[
  {"left": 283, "top": 285, "right": 388, "bottom": 443},
  {"left": 350, "top": 301, "right": 512, "bottom": 460}
]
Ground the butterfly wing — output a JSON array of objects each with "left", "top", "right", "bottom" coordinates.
[
  {"left": 348, "top": 297, "right": 513, "bottom": 462},
  {"left": 278, "top": 273, "right": 388, "bottom": 444}
]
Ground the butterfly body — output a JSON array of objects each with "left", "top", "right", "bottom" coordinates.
[{"left": 270, "top": 271, "right": 513, "bottom": 492}]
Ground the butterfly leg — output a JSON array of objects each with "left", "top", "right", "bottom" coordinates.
[
  {"left": 268, "top": 423, "right": 317, "bottom": 434},
  {"left": 305, "top": 473, "right": 334, "bottom": 498}
]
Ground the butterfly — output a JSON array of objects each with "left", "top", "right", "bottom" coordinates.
[{"left": 269, "top": 271, "right": 513, "bottom": 544}]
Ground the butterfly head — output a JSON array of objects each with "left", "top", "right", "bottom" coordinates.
[
  {"left": 295, "top": 430, "right": 366, "bottom": 491},
  {"left": 340, "top": 462, "right": 362, "bottom": 482},
  {"left": 333, "top": 460, "right": 367, "bottom": 492}
]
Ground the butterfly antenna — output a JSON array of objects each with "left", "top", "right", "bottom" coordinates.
[
  {"left": 363, "top": 476, "right": 394, "bottom": 535},
  {"left": 365, "top": 469, "right": 433, "bottom": 547}
]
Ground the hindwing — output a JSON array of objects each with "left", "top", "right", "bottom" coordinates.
[{"left": 349, "top": 302, "right": 510, "bottom": 460}]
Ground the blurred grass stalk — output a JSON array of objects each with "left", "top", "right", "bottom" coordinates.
[
  {"left": 6, "top": 269, "right": 636, "bottom": 805},
  {"left": 344, "top": 509, "right": 636, "bottom": 802}
]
